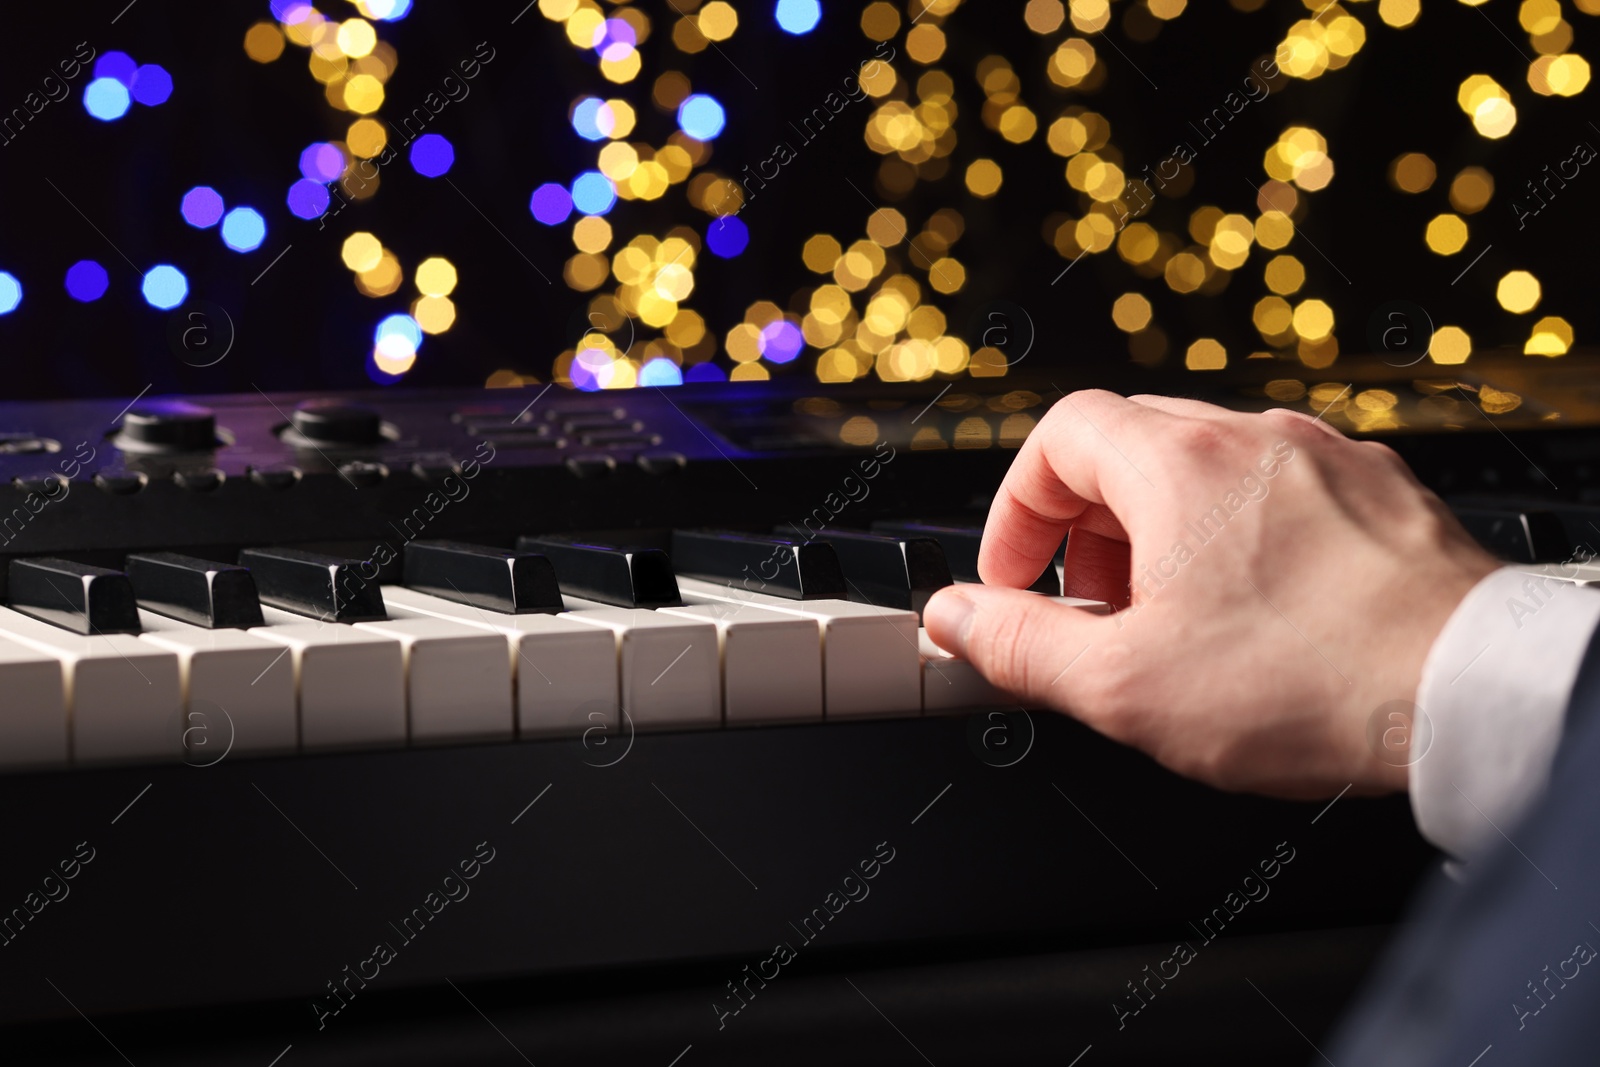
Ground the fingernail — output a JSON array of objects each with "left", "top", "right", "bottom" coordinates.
[{"left": 926, "top": 589, "right": 976, "bottom": 657}]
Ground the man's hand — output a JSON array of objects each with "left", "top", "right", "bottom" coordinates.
[{"left": 923, "top": 391, "right": 1499, "bottom": 799}]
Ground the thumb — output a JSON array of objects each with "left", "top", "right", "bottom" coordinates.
[{"left": 923, "top": 585, "right": 1111, "bottom": 708}]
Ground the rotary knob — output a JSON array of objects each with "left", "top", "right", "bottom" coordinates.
[
  {"left": 117, "top": 399, "right": 218, "bottom": 453},
  {"left": 288, "top": 401, "right": 385, "bottom": 447}
]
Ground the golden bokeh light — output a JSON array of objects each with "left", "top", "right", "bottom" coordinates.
[
  {"left": 1390, "top": 152, "right": 1436, "bottom": 193},
  {"left": 1425, "top": 213, "right": 1470, "bottom": 255},
  {"left": 1430, "top": 325, "right": 1472, "bottom": 365},
  {"left": 1111, "top": 292, "right": 1153, "bottom": 332},
  {"left": 1496, "top": 270, "right": 1542, "bottom": 313},
  {"left": 415, "top": 257, "right": 458, "bottom": 298},
  {"left": 1525, "top": 315, "right": 1574, "bottom": 356}
]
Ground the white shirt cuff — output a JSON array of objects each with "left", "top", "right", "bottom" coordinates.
[{"left": 1410, "top": 566, "right": 1600, "bottom": 859}]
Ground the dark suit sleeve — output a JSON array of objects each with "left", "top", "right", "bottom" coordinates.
[{"left": 1328, "top": 628, "right": 1600, "bottom": 1065}]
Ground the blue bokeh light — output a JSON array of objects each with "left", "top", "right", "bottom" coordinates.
[
  {"left": 64, "top": 260, "right": 109, "bottom": 303},
  {"left": 706, "top": 216, "right": 749, "bottom": 259},
  {"left": 366, "top": 0, "right": 413, "bottom": 20},
  {"left": 760, "top": 320, "right": 805, "bottom": 363},
  {"left": 220, "top": 207, "right": 267, "bottom": 253},
  {"left": 409, "top": 134, "right": 455, "bottom": 178},
  {"left": 83, "top": 78, "right": 131, "bottom": 121},
  {"left": 299, "top": 142, "right": 345, "bottom": 182},
  {"left": 130, "top": 64, "right": 173, "bottom": 106},
  {"left": 530, "top": 183, "right": 574, "bottom": 225},
  {"left": 592, "top": 18, "right": 637, "bottom": 62},
  {"left": 638, "top": 358, "right": 684, "bottom": 387},
  {"left": 180, "top": 186, "right": 225, "bottom": 228},
  {"left": 570, "top": 171, "right": 617, "bottom": 216},
  {"left": 287, "top": 179, "right": 331, "bottom": 220},
  {"left": 571, "top": 97, "right": 608, "bottom": 142},
  {"left": 570, "top": 349, "right": 609, "bottom": 392},
  {"left": 94, "top": 52, "right": 138, "bottom": 86},
  {"left": 141, "top": 265, "right": 188, "bottom": 310},
  {"left": 775, "top": 0, "right": 822, "bottom": 34},
  {"left": 0, "top": 273, "right": 21, "bottom": 316},
  {"left": 375, "top": 313, "right": 424, "bottom": 350},
  {"left": 685, "top": 362, "right": 728, "bottom": 383},
  {"left": 677, "top": 94, "right": 726, "bottom": 140},
  {"left": 270, "top": 0, "right": 315, "bottom": 22}
]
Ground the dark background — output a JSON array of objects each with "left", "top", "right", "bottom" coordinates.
[{"left": 0, "top": 0, "right": 1590, "bottom": 400}]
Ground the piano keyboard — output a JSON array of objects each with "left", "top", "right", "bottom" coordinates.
[{"left": 0, "top": 527, "right": 1100, "bottom": 770}]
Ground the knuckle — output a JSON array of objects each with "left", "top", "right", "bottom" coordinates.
[
  {"left": 1259, "top": 407, "right": 1330, "bottom": 442},
  {"left": 1170, "top": 417, "right": 1242, "bottom": 457}
]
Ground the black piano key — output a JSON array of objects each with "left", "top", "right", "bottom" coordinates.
[
  {"left": 516, "top": 536, "right": 681, "bottom": 609},
  {"left": 238, "top": 547, "right": 388, "bottom": 623},
  {"left": 800, "top": 529, "right": 953, "bottom": 616},
  {"left": 1451, "top": 506, "right": 1570, "bottom": 564},
  {"left": 403, "top": 540, "right": 563, "bottom": 614},
  {"left": 872, "top": 520, "right": 1058, "bottom": 594},
  {"left": 125, "top": 552, "right": 265, "bottom": 629},
  {"left": 669, "top": 529, "right": 847, "bottom": 600},
  {"left": 8, "top": 557, "right": 141, "bottom": 635}
]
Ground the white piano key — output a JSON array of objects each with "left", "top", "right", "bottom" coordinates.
[
  {"left": 658, "top": 602, "right": 824, "bottom": 724},
  {"left": 381, "top": 586, "right": 619, "bottom": 738},
  {"left": 0, "top": 634, "right": 68, "bottom": 769},
  {"left": 251, "top": 607, "right": 407, "bottom": 750},
  {"left": 677, "top": 578, "right": 920, "bottom": 719},
  {"left": 354, "top": 615, "right": 513, "bottom": 743},
  {"left": 0, "top": 606, "right": 181, "bottom": 764},
  {"left": 137, "top": 610, "right": 297, "bottom": 757},
  {"left": 920, "top": 630, "right": 1012, "bottom": 713},
  {"left": 560, "top": 608, "right": 720, "bottom": 729}
]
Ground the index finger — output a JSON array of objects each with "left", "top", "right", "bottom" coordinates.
[{"left": 979, "top": 390, "right": 1176, "bottom": 588}]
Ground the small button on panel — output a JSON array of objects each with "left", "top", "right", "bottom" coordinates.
[
  {"left": 174, "top": 468, "right": 225, "bottom": 492},
  {"left": 249, "top": 465, "right": 302, "bottom": 490},
  {"left": 637, "top": 451, "right": 687, "bottom": 476},
  {"left": 544, "top": 404, "right": 625, "bottom": 423},
  {"left": 566, "top": 454, "right": 616, "bottom": 479},
  {"left": 579, "top": 432, "right": 662, "bottom": 449},
  {"left": 13, "top": 474, "right": 69, "bottom": 497},
  {"left": 337, "top": 460, "right": 389, "bottom": 488},
  {"left": 0, "top": 434, "right": 61, "bottom": 455},
  {"left": 94, "top": 471, "right": 148, "bottom": 495}
]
